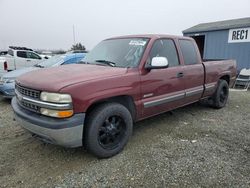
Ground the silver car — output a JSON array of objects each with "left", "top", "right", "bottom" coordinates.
[{"left": 0, "top": 53, "right": 86, "bottom": 98}]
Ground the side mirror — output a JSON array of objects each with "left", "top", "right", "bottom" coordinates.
[{"left": 146, "top": 57, "right": 169, "bottom": 70}]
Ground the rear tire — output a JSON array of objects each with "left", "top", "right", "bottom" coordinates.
[
  {"left": 84, "top": 103, "right": 133, "bottom": 158},
  {"left": 211, "top": 79, "right": 229, "bottom": 109}
]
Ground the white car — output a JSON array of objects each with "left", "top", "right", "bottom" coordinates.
[{"left": 0, "top": 46, "right": 46, "bottom": 76}]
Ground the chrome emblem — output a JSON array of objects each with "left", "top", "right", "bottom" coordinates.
[{"left": 143, "top": 93, "right": 154, "bottom": 98}]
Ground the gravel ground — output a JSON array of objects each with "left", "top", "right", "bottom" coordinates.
[{"left": 0, "top": 91, "right": 250, "bottom": 188}]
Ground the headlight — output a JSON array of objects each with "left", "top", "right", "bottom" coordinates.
[
  {"left": 40, "top": 108, "right": 73, "bottom": 118},
  {"left": 40, "top": 92, "right": 72, "bottom": 103}
]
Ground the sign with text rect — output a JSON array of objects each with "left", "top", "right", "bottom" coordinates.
[{"left": 228, "top": 27, "right": 250, "bottom": 43}]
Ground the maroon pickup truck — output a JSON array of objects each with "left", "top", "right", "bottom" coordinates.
[{"left": 12, "top": 34, "right": 236, "bottom": 158}]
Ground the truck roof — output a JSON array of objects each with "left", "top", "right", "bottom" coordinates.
[{"left": 107, "top": 34, "right": 192, "bottom": 40}]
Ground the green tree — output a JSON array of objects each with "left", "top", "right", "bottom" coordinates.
[{"left": 71, "top": 43, "right": 86, "bottom": 51}]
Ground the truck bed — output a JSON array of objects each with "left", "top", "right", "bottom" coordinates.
[{"left": 202, "top": 59, "right": 237, "bottom": 98}]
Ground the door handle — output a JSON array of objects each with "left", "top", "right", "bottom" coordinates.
[
  {"left": 26, "top": 59, "right": 31, "bottom": 62},
  {"left": 177, "top": 72, "right": 184, "bottom": 78}
]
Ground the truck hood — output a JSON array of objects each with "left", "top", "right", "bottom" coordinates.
[{"left": 16, "top": 64, "right": 128, "bottom": 91}]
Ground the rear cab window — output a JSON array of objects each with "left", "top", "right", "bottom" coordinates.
[{"left": 179, "top": 40, "right": 199, "bottom": 65}]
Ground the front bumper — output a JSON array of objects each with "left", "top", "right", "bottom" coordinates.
[
  {"left": 12, "top": 97, "right": 85, "bottom": 148},
  {"left": 0, "top": 82, "right": 15, "bottom": 98}
]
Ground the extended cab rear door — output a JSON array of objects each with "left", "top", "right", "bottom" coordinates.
[
  {"left": 140, "top": 38, "right": 186, "bottom": 118},
  {"left": 178, "top": 39, "right": 205, "bottom": 103}
]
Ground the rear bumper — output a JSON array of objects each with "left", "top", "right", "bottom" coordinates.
[
  {"left": 0, "top": 71, "right": 7, "bottom": 77},
  {"left": 12, "top": 97, "right": 85, "bottom": 148},
  {"left": 0, "top": 82, "right": 15, "bottom": 98}
]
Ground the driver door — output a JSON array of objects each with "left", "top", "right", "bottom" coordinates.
[
  {"left": 26, "top": 51, "right": 42, "bottom": 66},
  {"left": 140, "top": 39, "right": 186, "bottom": 118}
]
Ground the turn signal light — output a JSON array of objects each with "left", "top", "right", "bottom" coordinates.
[
  {"left": 40, "top": 108, "right": 73, "bottom": 118},
  {"left": 58, "top": 110, "right": 74, "bottom": 118}
]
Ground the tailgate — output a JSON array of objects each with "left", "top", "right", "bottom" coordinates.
[{"left": 0, "top": 57, "right": 7, "bottom": 77}]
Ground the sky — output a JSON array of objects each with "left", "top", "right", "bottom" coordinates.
[{"left": 0, "top": 0, "right": 250, "bottom": 50}]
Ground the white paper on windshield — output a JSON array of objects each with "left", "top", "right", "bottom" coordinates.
[{"left": 129, "top": 40, "right": 147, "bottom": 46}]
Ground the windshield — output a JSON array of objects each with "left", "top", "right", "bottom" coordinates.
[
  {"left": 83, "top": 38, "right": 149, "bottom": 68},
  {"left": 35, "top": 55, "right": 65, "bottom": 68}
]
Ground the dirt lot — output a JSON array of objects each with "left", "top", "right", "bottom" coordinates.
[{"left": 0, "top": 91, "right": 250, "bottom": 188}]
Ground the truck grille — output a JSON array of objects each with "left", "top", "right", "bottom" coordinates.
[
  {"left": 20, "top": 100, "right": 40, "bottom": 112},
  {"left": 15, "top": 84, "right": 40, "bottom": 99},
  {"left": 15, "top": 84, "right": 41, "bottom": 113}
]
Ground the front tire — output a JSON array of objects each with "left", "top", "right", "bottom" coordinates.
[
  {"left": 84, "top": 103, "right": 133, "bottom": 158},
  {"left": 211, "top": 79, "right": 229, "bottom": 109}
]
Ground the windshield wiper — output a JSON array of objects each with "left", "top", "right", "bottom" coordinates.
[
  {"left": 94, "top": 60, "right": 116, "bottom": 67},
  {"left": 34, "top": 64, "right": 44, "bottom": 68}
]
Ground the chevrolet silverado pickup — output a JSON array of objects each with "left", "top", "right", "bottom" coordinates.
[{"left": 12, "top": 34, "right": 237, "bottom": 158}]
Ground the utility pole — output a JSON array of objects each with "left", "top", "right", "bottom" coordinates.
[{"left": 73, "top": 25, "right": 76, "bottom": 45}]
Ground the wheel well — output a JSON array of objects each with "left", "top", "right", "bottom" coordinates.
[
  {"left": 85, "top": 95, "right": 137, "bottom": 122},
  {"left": 220, "top": 75, "right": 230, "bottom": 85}
]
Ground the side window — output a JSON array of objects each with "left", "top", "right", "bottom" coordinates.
[
  {"left": 149, "top": 39, "right": 179, "bottom": 67},
  {"left": 17, "top": 51, "right": 27, "bottom": 58},
  {"left": 179, "top": 40, "right": 198, "bottom": 65},
  {"left": 75, "top": 57, "right": 84, "bottom": 63},
  {"left": 63, "top": 57, "right": 84, "bottom": 65},
  {"left": 63, "top": 58, "right": 76, "bottom": 65},
  {"left": 27, "top": 52, "right": 41, "bottom": 59}
]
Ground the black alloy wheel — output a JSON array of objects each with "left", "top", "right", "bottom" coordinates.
[
  {"left": 98, "top": 115, "right": 126, "bottom": 150},
  {"left": 211, "top": 79, "right": 229, "bottom": 109},
  {"left": 219, "top": 85, "right": 228, "bottom": 104},
  {"left": 84, "top": 103, "right": 133, "bottom": 158}
]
